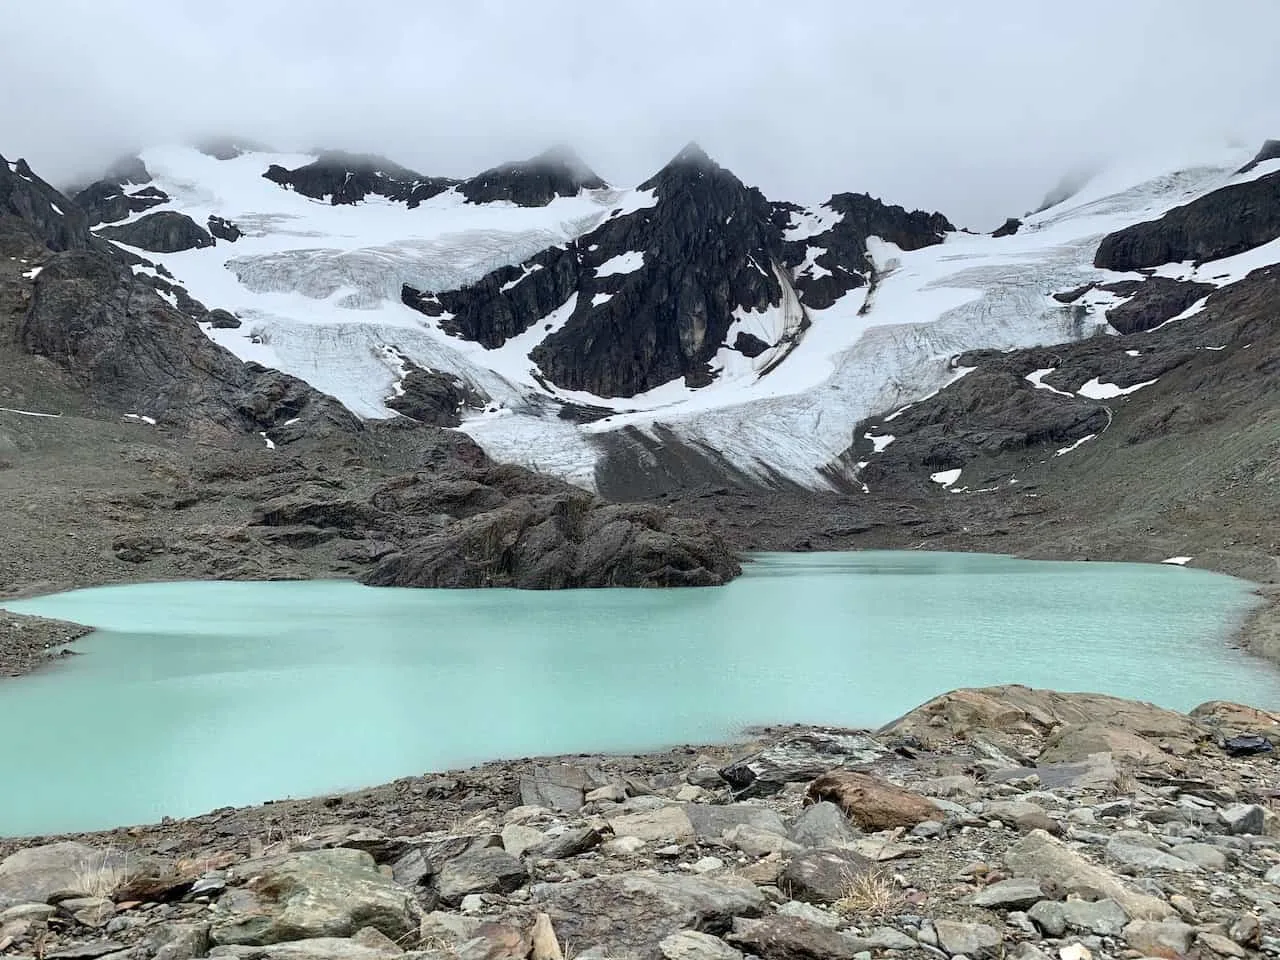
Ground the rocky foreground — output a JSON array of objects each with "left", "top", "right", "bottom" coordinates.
[{"left": 3, "top": 687, "right": 1280, "bottom": 960}]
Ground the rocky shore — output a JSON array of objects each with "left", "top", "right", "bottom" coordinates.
[{"left": 2, "top": 686, "right": 1280, "bottom": 960}]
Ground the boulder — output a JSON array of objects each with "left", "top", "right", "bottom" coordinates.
[
  {"left": 683, "top": 803, "right": 786, "bottom": 840},
  {"left": 608, "top": 806, "right": 695, "bottom": 843},
  {"left": 660, "top": 930, "right": 744, "bottom": 960},
  {"left": 933, "top": 919, "right": 1001, "bottom": 958},
  {"left": 532, "top": 871, "right": 764, "bottom": 960},
  {"left": 1122, "top": 919, "right": 1196, "bottom": 958},
  {"left": 969, "top": 877, "right": 1046, "bottom": 910},
  {"left": 1105, "top": 838, "right": 1201, "bottom": 873},
  {"left": 532, "top": 827, "right": 601, "bottom": 860},
  {"left": 1222, "top": 803, "right": 1271, "bottom": 835},
  {"left": 718, "top": 731, "right": 886, "bottom": 798},
  {"left": 209, "top": 849, "right": 417, "bottom": 946},
  {"left": 1004, "top": 830, "right": 1172, "bottom": 920},
  {"left": 1028, "top": 899, "right": 1129, "bottom": 937},
  {"left": 433, "top": 848, "right": 526, "bottom": 905},
  {"left": 518, "top": 763, "right": 596, "bottom": 811},
  {"left": 788, "top": 802, "right": 860, "bottom": 848},
  {"left": 779, "top": 848, "right": 879, "bottom": 903},
  {"left": 207, "top": 215, "right": 243, "bottom": 242},
  {"left": 207, "top": 938, "right": 401, "bottom": 960},
  {"left": 804, "top": 771, "right": 939, "bottom": 831},
  {"left": 0, "top": 843, "right": 131, "bottom": 908},
  {"left": 726, "top": 915, "right": 863, "bottom": 960}
]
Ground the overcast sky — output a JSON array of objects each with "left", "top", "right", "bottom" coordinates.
[{"left": 3, "top": 0, "right": 1278, "bottom": 228}]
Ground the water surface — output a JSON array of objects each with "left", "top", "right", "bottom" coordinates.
[{"left": 2, "top": 551, "right": 1275, "bottom": 836}]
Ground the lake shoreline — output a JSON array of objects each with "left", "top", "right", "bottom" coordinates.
[{"left": 3, "top": 545, "right": 1278, "bottom": 683}]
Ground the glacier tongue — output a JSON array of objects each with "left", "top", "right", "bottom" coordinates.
[{"left": 102, "top": 143, "right": 1264, "bottom": 491}]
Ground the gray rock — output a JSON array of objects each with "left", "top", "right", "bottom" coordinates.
[
  {"left": 532, "top": 827, "right": 601, "bottom": 860},
  {"left": 210, "top": 849, "right": 417, "bottom": 946},
  {"left": 1223, "top": 804, "right": 1268, "bottom": 835},
  {"left": 789, "top": 802, "right": 859, "bottom": 848},
  {"left": 1105, "top": 838, "right": 1202, "bottom": 873},
  {"left": 208, "top": 938, "right": 401, "bottom": 960},
  {"left": 0, "top": 903, "right": 56, "bottom": 922},
  {"left": 969, "top": 877, "right": 1045, "bottom": 910},
  {"left": 684, "top": 803, "right": 787, "bottom": 840},
  {"left": 727, "top": 915, "right": 864, "bottom": 960},
  {"left": 933, "top": 919, "right": 1001, "bottom": 958},
  {"left": 848, "top": 928, "right": 918, "bottom": 951},
  {"left": 609, "top": 805, "right": 695, "bottom": 842},
  {"left": 659, "top": 930, "right": 744, "bottom": 960},
  {"left": 148, "top": 922, "right": 212, "bottom": 960},
  {"left": 724, "top": 824, "right": 802, "bottom": 858},
  {"left": 57, "top": 896, "right": 115, "bottom": 927},
  {"left": 532, "top": 871, "right": 764, "bottom": 960},
  {"left": 0, "top": 843, "right": 131, "bottom": 908},
  {"left": 775, "top": 901, "right": 841, "bottom": 928},
  {"left": 1004, "top": 830, "right": 1173, "bottom": 920},
  {"left": 1122, "top": 919, "right": 1196, "bottom": 957},
  {"left": 779, "top": 848, "right": 878, "bottom": 903},
  {"left": 1171, "top": 842, "right": 1229, "bottom": 871},
  {"left": 717, "top": 732, "right": 887, "bottom": 798},
  {"left": 434, "top": 848, "right": 526, "bottom": 906},
  {"left": 1028, "top": 899, "right": 1128, "bottom": 937},
  {"left": 500, "top": 824, "right": 546, "bottom": 859},
  {"left": 519, "top": 764, "right": 597, "bottom": 811},
  {"left": 46, "top": 943, "right": 127, "bottom": 960},
  {"left": 1199, "top": 932, "right": 1247, "bottom": 958}
]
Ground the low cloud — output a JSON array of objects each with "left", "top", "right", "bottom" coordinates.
[{"left": 2, "top": 0, "right": 1277, "bottom": 228}]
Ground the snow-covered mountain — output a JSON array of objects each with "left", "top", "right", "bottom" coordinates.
[{"left": 71, "top": 139, "right": 1280, "bottom": 491}]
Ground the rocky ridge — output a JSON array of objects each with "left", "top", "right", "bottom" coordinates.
[{"left": 4, "top": 686, "right": 1280, "bottom": 960}]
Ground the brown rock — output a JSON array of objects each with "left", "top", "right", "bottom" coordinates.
[{"left": 805, "top": 771, "right": 939, "bottom": 831}]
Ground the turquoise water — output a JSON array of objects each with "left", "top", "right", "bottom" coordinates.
[{"left": 2, "top": 551, "right": 1276, "bottom": 837}]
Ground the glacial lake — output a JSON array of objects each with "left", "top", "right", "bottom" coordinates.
[{"left": 3, "top": 551, "right": 1278, "bottom": 837}]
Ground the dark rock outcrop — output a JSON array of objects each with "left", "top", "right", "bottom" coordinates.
[
  {"left": 98, "top": 211, "right": 215, "bottom": 253},
  {"left": 196, "top": 137, "right": 272, "bottom": 160},
  {"left": 459, "top": 146, "right": 607, "bottom": 206},
  {"left": 386, "top": 364, "right": 488, "bottom": 427},
  {"left": 363, "top": 475, "right": 740, "bottom": 589},
  {"left": 1238, "top": 139, "right": 1280, "bottom": 175},
  {"left": 1100, "top": 277, "right": 1215, "bottom": 334},
  {"left": 2, "top": 155, "right": 109, "bottom": 253},
  {"left": 263, "top": 152, "right": 456, "bottom": 208},
  {"left": 207, "top": 215, "right": 243, "bottom": 242},
  {"left": 207, "top": 309, "right": 242, "bottom": 329},
  {"left": 72, "top": 182, "right": 170, "bottom": 227},
  {"left": 779, "top": 193, "right": 953, "bottom": 310},
  {"left": 1094, "top": 171, "right": 1280, "bottom": 270},
  {"left": 993, "top": 217, "right": 1022, "bottom": 238}
]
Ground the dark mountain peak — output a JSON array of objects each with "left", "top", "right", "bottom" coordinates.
[
  {"left": 101, "top": 154, "right": 151, "bottom": 185},
  {"left": 263, "top": 152, "right": 456, "bottom": 208},
  {"left": 70, "top": 154, "right": 169, "bottom": 227},
  {"left": 1, "top": 153, "right": 104, "bottom": 254},
  {"left": 1239, "top": 139, "right": 1280, "bottom": 175},
  {"left": 671, "top": 141, "right": 715, "bottom": 169},
  {"left": 460, "top": 147, "right": 607, "bottom": 207},
  {"left": 638, "top": 142, "right": 726, "bottom": 192}
]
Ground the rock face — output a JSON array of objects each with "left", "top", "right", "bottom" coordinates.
[
  {"left": 98, "top": 211, "right": 215, "bottom": 253},
  {"left": 262, "top": 152, "right": 456, "bottom": 207},
  {"left": 459, "top": 146, "right": 606, "bottom": 206},
  {"left": 385, "top": 364, "right": 488, "bottom": 427},
  {"left": 412, "top": 143, "right": 951, "bottom": 400},
  {"left": 1094, "top": 170, "right": 1280, "bottom": 270},
  {"left": 2, "top": 155, "right": 112, "bottom": 253},
  {"left": 1101, "top": 277, "right": 1215, "bottom": 334}
]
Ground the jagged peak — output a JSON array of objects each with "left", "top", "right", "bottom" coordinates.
[
  {"left": 638, "top": 142, "right": 744, "bottom": 195},
  {"left": 1239, "top": 138, "right": 1280, "bottom": 175},
  {"left": 527, "top": 144, "right": 604, "bottom": 185}
]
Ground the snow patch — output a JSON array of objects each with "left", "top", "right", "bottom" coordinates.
[
  {"left": 0, "top": 406, "right": 60, "bottom": 418},
  {"left": 1124, "top": 349, "right": 1141, "bottom": 357},
  {"left": 123, "top": 414, "right": 157, "bottom": 425},
  {"left": 260, "top": 432, "right": 276, "bottom": 450},
  {"left": 591, "top": 292, "right": 613, "bottom": 307},
  {"left": 20, "top": 266, "right": 42, "bottom": 280},
  {"left": 783, "top": 204, "right": 840, "bottom": 242},
  {"left": 1025, "top": 367, "right": 1074, "bottom": 398},
  {"left": 930, "top": 468, "right": 962, "bottom": 488},
  {"left": 865, "top": 432, "right": 895, "bottom": 453},
  {"left": 1054, "top": 434, "right": 1097, "bottom": 456},
  {"left": 1161, "top": 556, "right": 1193, "bottom": 566},
  {"left": 594, "top": 251, "right": 644, "bottom": 278},
  {"left": 1077, "top": 376, "right": 1158, "bottom": 399}
]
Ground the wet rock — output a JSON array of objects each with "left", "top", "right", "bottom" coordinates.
[
  {"left": 209, "top": 849, "right": 417, "bottom": 945},
  {"left": 1122, "top": 919, "right": 1196, "bottom": 958},
  {"left": 532, "top": 871, "right": 764, "bottom": 960},
  {"left": 969, "top": 877, "right": 1045, "bottom": 910},
  {"left": 1004, "top": 830, "right": 1172, "bottom": 919},
  {"left": 932, "top": 919, "right": 1001, "bottom": 958},
  {"left": 805, "top": 771, "right": 939, "bottom": 831},
  {"left": 719, "top": 732, "right": 886, "bottom": 799},
  {"left": 434, "top": 848, "right": 526, "bottom": 905},
  {"left": 659, "top": 929, "right": 745, "bottom": 960},
  {"left": 727, "top": 915, "right": 863, "bottom": 960},
  {"left": 789, "top": 801, "right": 860, "bottom": 848},
  {"left": 779, "top": 848, "right": 879, "bottom": 903}
]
